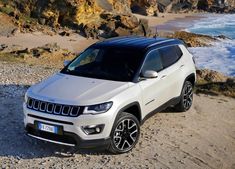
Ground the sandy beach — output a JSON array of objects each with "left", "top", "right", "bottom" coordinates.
[
  {"left": 0, "top": 32, "right": 98, "bottom": 53},
  {"left": 134, "top": 13, "right": 204, "bottom": 32},
  {"left": 0, "top": 62, "right": 235, "bottom": 168}
]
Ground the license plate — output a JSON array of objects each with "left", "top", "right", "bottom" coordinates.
[{"left": 38, "top": 122, "right": 58, "bottom": 134}]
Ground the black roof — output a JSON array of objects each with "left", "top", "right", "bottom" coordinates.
[{"left": 91, "top": 36, "right": 182, "bottom": 51}]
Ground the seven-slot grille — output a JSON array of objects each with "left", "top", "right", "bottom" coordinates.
[{"left": 27, "top": 97, "right": 83, "bottom": 117}]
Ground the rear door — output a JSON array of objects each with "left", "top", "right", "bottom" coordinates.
[{"left": 158, "top": 45, "right": 184, "bottom": 98}]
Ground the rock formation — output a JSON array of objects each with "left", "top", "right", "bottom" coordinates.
[
  {"left": 169, "top": 31, "right": 217, "bottom": 47},
  {"left": 196, "top": 69, "right": 235, "bottom": 98},
  {"left": 0, "top": 0, "right": 152, "bottom": 38},
  {"left": 0, "top": 0, "right": 235, "bottom": 38},
  {"left": 131, "top": 0, "right": 235, "bottom": 14}
]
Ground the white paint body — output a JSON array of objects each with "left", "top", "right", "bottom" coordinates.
[{"left": 23, "top": 44, "right": 196, "bottom": 144}]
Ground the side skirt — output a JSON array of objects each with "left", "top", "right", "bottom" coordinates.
[{"left": 141, "top": 96, "right": 180, "bottom": 125}]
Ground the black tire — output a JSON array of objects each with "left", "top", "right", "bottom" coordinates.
[
  {"left": 108, "top": 112, "right": 140, "bottom": 154},
  {"left": 174, "top": 81, "right": 193, "bottom": 112}
]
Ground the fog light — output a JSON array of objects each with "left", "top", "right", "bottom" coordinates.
[{"left": 82, "top": 124, "right": 104, "bottom": 135}]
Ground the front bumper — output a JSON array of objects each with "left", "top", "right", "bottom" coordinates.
[
  {"left": 25, "top": 124, "right": 110, "bottom": 148},
  {"left": 23, "top": 103, "right": 115, "bottom": 148}
]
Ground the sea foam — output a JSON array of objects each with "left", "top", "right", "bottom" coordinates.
[
  {"left": 189, "top": 40, "right": 235, "bottom": 76},
  {"left": 186, "top": 14, "right": 235, "bottom": 76}
]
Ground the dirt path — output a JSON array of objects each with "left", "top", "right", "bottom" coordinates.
[
  {"left": 0, "top": 63, "right": 235, "bottom": 169},
  {"left": 0, "top": 13, "right": 17, "bottom": 36},
  {"left": 0, "top": 31, "right": 98, "bottom": 52}
]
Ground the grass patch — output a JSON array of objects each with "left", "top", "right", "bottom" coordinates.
[
  {"left": 195, "top": 82, "right": 235, "bottom": 98},
  {"left": 20, "top": 14, "right": 36, "bottom": 23},
  {"left": 0, "top": 5, "right": 14, "bottom": 15},
  {"left": 0, "top": 53, "right": 24, "bottom": 63},
  {"left": 0, "top": 0, "right": 9, "bottom": 5}
]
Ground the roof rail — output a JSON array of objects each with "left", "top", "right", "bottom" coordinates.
[{"left": 146, "top": 39, "right": 175, "bottom": 49}]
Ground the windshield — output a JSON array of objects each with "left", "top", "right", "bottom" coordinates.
[{"left": 61, "top": 47, "right": 143, "bottom": 82}]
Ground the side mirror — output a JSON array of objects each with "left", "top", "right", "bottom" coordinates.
[
  {"left": 63, "top": 60, "right": 71, "bottom": 67},
  {"left": 142, "top": 70, "right": 158, "bottom": 78}
]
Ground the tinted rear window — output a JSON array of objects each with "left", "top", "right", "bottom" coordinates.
[{"left": 159, "top": 45, "right": 182, "bottom": 68}]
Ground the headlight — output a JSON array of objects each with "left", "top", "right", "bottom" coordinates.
[
  {"left": 84, "top": 102, "right": 113, "bottom": 114},
  {"left": 24, "top": 94, "right": 28, "bottom": 103}
]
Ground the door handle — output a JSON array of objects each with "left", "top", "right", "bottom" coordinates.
[
  {"left": 180, "top": 65, "right": 185, "bottom": 68},
  {"left": 161, "top": 75, "right": 167, "bottom": 79}
]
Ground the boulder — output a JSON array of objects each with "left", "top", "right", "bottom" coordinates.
[
  {"left": 119, "top": 15, "right": 139, "bottom": 29},
  {"left": 40, "top": 43, "right": 60, "bottom": 53},
  {"left": 114, "top": 27, "right": 132, "bottom": 36},
  {"left": 38, "top": 18, "right": 46, "bottom": 25},
  {"left": 197, "top": 0, "right": 209, "bottom": 10},
  {"left": 59, "top": 31, "right": 70, "bottom": 36},
  {"left": 196, "top": 69, "right": 235, "bottom": 98},
  {"left": 131, "top": 0, "right": 159, "bottom": 16},
  {"left": 0, "top": 44, "right": 8, "bottom": 51},
  {"left": 196, "top": 69, "right": 228, "bottom": 83}
]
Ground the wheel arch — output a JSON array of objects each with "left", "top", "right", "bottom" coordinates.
[
  {"left": 185, "top": 73, "right": 196, "bottom": 87},
  {"left": 108, "top": 102, "right": 142, "bottom": 153},
  {"left": 114, "top": 102, "right": 142, "bottom": 124},
  {"left": 178, "top": 73, "right": 196, "bottom": 98}
]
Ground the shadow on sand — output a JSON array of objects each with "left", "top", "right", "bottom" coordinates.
[{"left": 0, "top": 84, "right": 111, "bottom": 159}]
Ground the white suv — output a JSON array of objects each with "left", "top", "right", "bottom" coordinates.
[{"left": 24, "top": 36, "right": 196, "bottom": 154}]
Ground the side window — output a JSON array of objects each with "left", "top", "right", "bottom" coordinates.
[
  {"left": 159, "top": 45, "right": 182, "bottom": 68},
  {"left": 142, "top": 50, "right": 163, "bottom": 73}
]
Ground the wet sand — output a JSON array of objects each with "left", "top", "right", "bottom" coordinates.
[
  {"left": 134, "top": 13, "right": 205, "bottom": 33},
  {"left": 156, "top": 14, "right": 206, "bottom": 32}
]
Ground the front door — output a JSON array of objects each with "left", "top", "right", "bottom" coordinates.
[{"left": 138, "top": 49, "right": 170, "bottom": 117}]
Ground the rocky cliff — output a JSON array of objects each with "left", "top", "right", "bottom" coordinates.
[
  {"left": 0, "top": 0, "right": 235, "bottom": 38},
  {"left": 131, "top": 0, "right": 235, "bottom": 15},
  {"left": 0, "top": 0, "right": 152, "bottom": 38}
]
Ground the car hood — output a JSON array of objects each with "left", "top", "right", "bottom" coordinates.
[{"left": 28, "top": 73, "right": 130, "bottom": 105}]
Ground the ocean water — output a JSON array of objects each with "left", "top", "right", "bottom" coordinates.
[{"left": 186, "top": 14, "right": 235, "bottom": 76}]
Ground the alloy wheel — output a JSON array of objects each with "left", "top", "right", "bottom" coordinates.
[
  {"left": 183, "top": 83, "right": 193, "bottom": 110},
  {"left": 113, "top": 119, "right": 139, "bottom": 151}
]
